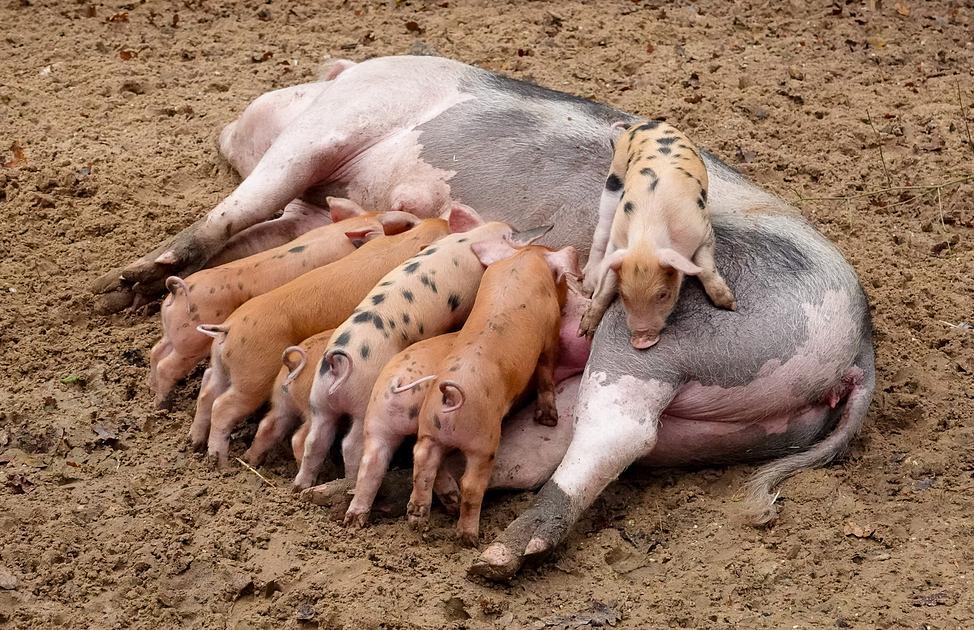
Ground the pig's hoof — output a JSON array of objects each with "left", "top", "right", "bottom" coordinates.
[
  {"left": 204, "top": 452, "right": 226, "bottom": 470},
  {"left": 534, "top": 406, "right": 558, "bottom": 427},
  {"left": 342, "top": 510, "right": 369, "bottom": 528},
  {"left": 405, "top": 501, "right": 430, "bottom": 529},
  {"left": 188, "top": 435, "right": 206, "bottom": 453},
  {"left": 240, "top": 449, "right": 265, "bottom": 469},
  {"left": 436, "top": 489, "right": 461, "bottom": 516},
  {"left": 93, "top": 289, "right": 136, "bottom": 315},
  {"left": 468, "top": 543, "right": 522, "bottom": 582}
]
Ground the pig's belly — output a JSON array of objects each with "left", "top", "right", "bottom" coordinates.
[{"left": 643, "top": 404, "right": 833, "bottom": 467}]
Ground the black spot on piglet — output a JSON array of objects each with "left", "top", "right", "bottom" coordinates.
[
  {"left": 360, "top": 344, "right": 371, "bottom": 360},
  {"left": 353, "top": 311, "right": 373, "bottom": 324},
  {"left": 605, "top": 173, "right": 623, "bottom": 192},
  {"left": 372, "top": 293, "right": 386, "bottom": 305},
  {"left": 402, "top": 289, "right": 415, "bottom": 303},
  {"left": 288, "top": 245, "right": 307, "bottom": 254},
  {"left": 403, "top": 261, "right": 421, "bottom": 274},
  {"left": 623, "top": 201, "right": 635, "bottom": 215},
  {"left": 334, "top": 331, "right": 351, "bottom": 347},
  {"left": 447, "top": 293, "right": 461, "bottom": 311}
]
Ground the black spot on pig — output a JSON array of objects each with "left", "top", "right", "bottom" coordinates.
[
  {"left": 273, "top": 254, "right": 284, "bottom": 260},
  {"left": 402, "top": 312, "right": 411, "bottom": 325},
  {"left": 418, "top": 247, "right": 438, "bottom": 257},
  {"left": 447, "top": 293, "right": 461, "bottom": 311},
  {"left": 388, "top": 317, "right": 397, "bottom": 329},
  {"left": 360, "top": 344, "right": 371, "bottom": 360},
  {"left": 402, "top": 289, "right": 415, "bottom": 303},
  {"left": 334, "top": 331, "right": 351, "bottom": 347},
  {"left": 288, "top": 245, "right": 306, "bottom": 254},
  {"left": 408, "top": 405, "right": 420, "bottom": 420},
  {"left": 418, "top": 322, "right": 425, "bottom": 335},
  {"left": 635, "top": 120, "right": 661, "bottom": 132},
  {"left": 650, "top": 178, "right": 660, "bottom": 192},
  {"left": 657, "top": 136, "right": 678, "bottom": 146},
  {"left": 404, "top": 261, "right": 421, "bottom": 274},
  {"left": 457, "top": 238, "right": 468, "bottom": 243},
  {"left": 605, "top": 173, "right": 623, "bottom": 192},
  {"left": 353, "top": 311, "right": 373, "bottom": 324},
  {"left": 432, "top": 415, "right": 442, "bottom": 429},
  {"left": 700, "top": 189, "right": 708, "bottom": 202},
  {"left": 379, "top": 280, "right": 393, "bottom": 287},
  {"left": 623, "top": 201, "right": 635, "bottom": 215},
  {"left": 318, "top": 359, "right": 329, "bottom": 376},
  {"left": 420, "top": 274, "right": 438, "bottom": 293},
  {"left": 452, "top": 257, "right": 460, "bottom": 267},
  {"left": 372, "top": 293, "right": 386, "bottom": 305},
  {"left": 658, "top": 146, "right": 671, "bottom": 155},
  {"left": 697, "top": 195, "right": 706, "bottom": 209},
  {"left": 209, "top": 287, "right": 215, "bottom": 294},
  {"left": 372, "top": 317, "right": 385, "bottom": 332},
  {"left": 663, "top": 127, "right": 677, "bottom": 135},
  {"left": 640, "top": 167, "right": 656, "bottom": 179}
]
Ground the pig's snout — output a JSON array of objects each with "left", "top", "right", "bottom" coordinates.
[{"left": 629, "top": 332, "right": 660, "bottom": 349}]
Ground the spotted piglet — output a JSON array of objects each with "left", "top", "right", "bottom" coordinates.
[
  {"left": 406, "top": 241, "right": 578, "bottom": 546},
  {"left": 580, "top": 120, "right": 736, "bottom": 349},
  {"left": 190, "top": 215, "right": 449, "bottom": 466},
  {"left": 294, "top": 212, "right": 552, "bottom": 493},
  {"left": 149, "top": 198, "right": 406, "bottom": 408},
  {"left": 241, "top": 329, "right": 334, "bottom": 467}
]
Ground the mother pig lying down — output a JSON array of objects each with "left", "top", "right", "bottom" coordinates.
[{"left": 89, "top": 55, "right": 875, "bottom": 578}]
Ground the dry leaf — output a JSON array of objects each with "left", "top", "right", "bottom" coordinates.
[
  {"left": 2, "top": 141, "right": 26, "bottom": 168},
  {"left": 119, "top": 49, "right": 137, "bottom": 60},
  {"left": 107, "top": 11, "right": 129, "bottom": 22},
  {"left": 842, "top": 521, "right": 875, "bottom": 538}
]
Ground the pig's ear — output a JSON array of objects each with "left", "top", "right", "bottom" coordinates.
[
  {"left": 447, "top": 203, "right": 485, "bottom": 233},
  {"left": 508, "top": 224, "right": 553, "bottom": 246},
  {"left": 604, "top": 248, "right": 628, "bottom": 272},
  {"left": 543, "top": 246, "right": 580, "bottom": 283},
  {"left": 657, "top": 248, "right": 703, "bottom": 275},
  {"left": 343, "top": 228, "right": 384, "bottom": 246},
  {"left": 610, "top": 121, "right": 633, "bottom": 133},
  {"left": 327, "top": 197, "right": 368, "bottom": 221},
  {"left": 470, "top": 239, "right": 518, "bottom": 267},
  {"left": 377, "top": 210, "right": 420, "bottom": 235}
]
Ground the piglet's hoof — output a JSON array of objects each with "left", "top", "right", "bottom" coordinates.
[
  {"left": 187, "top": 435, "right": 207, "bottom": 454},
  {"left": 342, "top": 510, "right": 370, "bottom": 528},
  {"left": 406, "top": 502, "right": 430, "bottom": 530},
  {"left": 534, "top": 405, "right": 558, "bottom": 427},
  {"left": 204, "top": 452, "right": 224, "bottom": 470},
  {"left": 457, "top": 531, "right": 479, "bottom": 549}
]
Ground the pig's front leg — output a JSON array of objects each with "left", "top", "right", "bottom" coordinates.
[
  {"left": 469, "top": 369, "right": 674, "bottom": 581},
  {"left": 691, "top": 239, "right": 737, "bottom": 311},
  {"left": 582, "top": 180, "right": 623, "bottom": 293},
  {"left": 206, "top": 199, "right": 331, "bottom": 267},
  {"left": 578, "top": 266, "right": 619, "bottom": 338}
]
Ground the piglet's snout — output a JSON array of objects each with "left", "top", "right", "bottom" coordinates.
[{"left": 630, "top": 332, "right": 660, "bottom": 349}]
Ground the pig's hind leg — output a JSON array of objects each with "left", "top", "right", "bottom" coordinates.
[
  {"left": 153, "top": 345, "right": 207, "bottom": 409},
  {"left": 691, "top": 238, "right": 737, "bottom": 311},
  {"left": 206, "top": 387, "right": 266, "bottom": 468},
  {"left": 343, "top": 425, "right": 409, "bottom": 526},
  {"left": 471, "top": 369, "right": 674, "bottom": 580},
  {"left": 243, "top": 392, "right": 301, "bottom": 467},
  {"left": 532, "top": 325, "right": 561, "bottom": 426},
  {"left": 189, "top": 365, "right": 228, "bottom": 451},
  {"left": 578, "top": 267, "right": 619, "bottom": 338}
]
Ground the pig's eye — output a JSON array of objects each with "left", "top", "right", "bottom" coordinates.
[{"left": 657, "top": 290, "right": 670, "bottom": 302}]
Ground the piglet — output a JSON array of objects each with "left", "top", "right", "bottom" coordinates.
[
  {"left": 149, "top": 198, "right": 407, "bottom": 407},
  {"left": 189, "top": 214, "right": 448, "bottom": 466},
  {"left": 241, "top": 329, "right": 334, "bottom": 467},
  {"left": 294, "top": 210, "right": 553, "bottom": 493},
  {"left": 406, "top": 241, "right": 578, "bottom": 546},
  {"left": 342, "top": 288, "right": 591, "bottom": 527},
  {"left": 580, "top": 120, "right": 736, "bottom": 349}
]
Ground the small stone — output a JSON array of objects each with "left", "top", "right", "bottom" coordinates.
[
  {"left": 788, "top": 65, "right": 805, "bottom": 80},
  {"left": 0, "top": 567, "right": 17, "bottom": 590}
]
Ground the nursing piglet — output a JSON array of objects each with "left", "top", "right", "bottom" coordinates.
[
  {"left": 406, "top": 242, "right": 578, "bottom": 546},
  {"left": 242, "top": 329, "right": 334, "bottom": 467},
  {"left": 294, "top": 212, "right": 552, "bottom": 491},
  {"left": 189, "top": 215, "right": 449, "bottom": 466},
  {"left": 149, "top": 198, "right": 400, "bottom": 407},
  {"left": 581, "top": 121, "right": 736, "bottom": 349}
]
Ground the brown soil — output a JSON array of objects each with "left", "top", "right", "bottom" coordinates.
[{"left": 1, "top": 1, "right": 973, "bottom": 628}]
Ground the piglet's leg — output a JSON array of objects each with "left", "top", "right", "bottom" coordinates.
[
  {"left": 300, "top": 416, "right": 366, "bottom": 505},
  {"left": 207, "top": 199, "right": 331, "bottom": 267},
  {"left": 582, "top": 138, "right": 629, "bottom": 290},
  {"left": 188, "top": 366, "right": 227, "bottom": 452},
  {"left": 294, "top": 407, "right": 343, "bottom": 491},
  {"left": 206, "top": 388, "right": 264, "bottom": 468},
  {"left": 692, "top": 239, "right": 737, "bottom": 311},
  {"left": 578, "top": 268, "right": 619, "bottom": 338},
  {"left": 243, "top": 401, "right": 300, "bottom": 468},
  {"left": 456, "top": 450, "right": 496, "bottom": 547},
  {"left": 470, "top": 370, "right": 674, "bottom": 581},
  {"left": 532, "top": 326, "right": 561, "bottom": 426},
  {"left": 153, "top": 347, "right": 207, "bottom": 409},
  {"left": 343, "top": 428, "right": 407, "bottom": 526},
  {"left": 406, "top": 437, "right": 446, "bottom": 528}
]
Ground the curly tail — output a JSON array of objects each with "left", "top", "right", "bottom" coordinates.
[
  {"left": 741, "top": 345, "right": 876, "bottom": 525},
  {"left": 165, "top": 276, "right": 195, "bottom": 314},
  {"left": 282, "top": 346, "right": 307, "bottom": 388},
  {"left": 392, "top": 375, "right": 436, "bottom": 393},
  {"left": 196, "top": 324, "right": 229, "bottom": 340}
]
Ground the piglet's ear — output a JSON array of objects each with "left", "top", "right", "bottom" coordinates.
[
  {"left": 470, "top": 239, "right": 518, "bottom": 267},
  {"left": 508, "top": 224, "right": 553, "bottom": 246},
  {"left": 543, "top": 246, "right": 580, "bottom": 283},
  {"left": 343, "top": 228, "right": 384, "bottom": 246},
  {"left": 327, "top": 197, "right": 368, "bottom": 222},
  {"left": 447, "top": 203, "right": 485, "bottom": 233},
  {"left": 604, "top": 248, "right": 628, "bottom": 272},
  {"left": 377, "top": 210, "right": 420, "bottom": 235},
  {"left": 657, "top": 248, "right": 703, "bottom": 275}
]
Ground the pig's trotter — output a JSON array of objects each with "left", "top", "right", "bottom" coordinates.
[
  {"left": 405, "top": 501, "right": 430, "bottom": 529},
  {"left": 457, "top": 531, "right": 479, "bottom": 549},
  {"left": 342, "top": 510, "right": 370, "bottom": 528},
  {"left": 534, "top": 403, "right": 558, "bottom": 427}
]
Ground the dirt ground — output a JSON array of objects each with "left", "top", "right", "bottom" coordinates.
[{"left": 1, "top": 0, "right": 973, "bottom": 628}]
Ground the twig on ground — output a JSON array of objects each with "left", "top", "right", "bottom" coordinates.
[
  {"left": 236, "top": 457, "right": 275, "bottom": 486},
  {"left": 958, "top": 81, "right": 974, "bottom": 156},
  {"left": 793, "top": 175, "right": 973, "bottom": 203},
  {"left": 867, "top": 110, "right": 893, "bottom": 188}
]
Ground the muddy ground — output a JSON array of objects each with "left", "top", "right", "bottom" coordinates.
[{"left": 1, "top": 1, "right": 973, "bottom": 628}]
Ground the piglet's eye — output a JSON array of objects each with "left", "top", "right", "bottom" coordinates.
[{"left": 657, "top": 290, "right": 670, "bottom": 301}]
